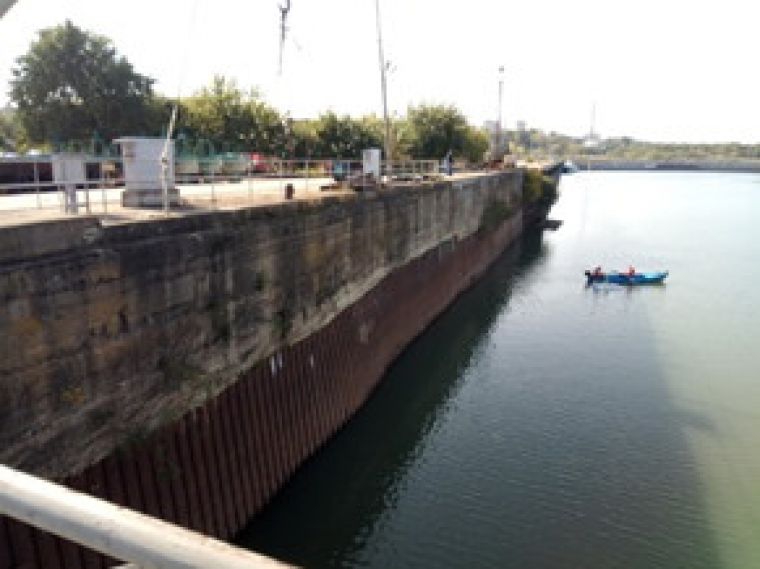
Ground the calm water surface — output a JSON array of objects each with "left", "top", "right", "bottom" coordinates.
[{"left": 239, "top": 172, "right": 760, "bottom": 569}]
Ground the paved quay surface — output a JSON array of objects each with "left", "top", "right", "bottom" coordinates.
[{"left": 0, "top": 172, "right": 491, "bottom": 228}]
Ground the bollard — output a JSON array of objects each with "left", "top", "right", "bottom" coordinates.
[{"left": 284, "top": 183, "right": 295, "bottom": 200}]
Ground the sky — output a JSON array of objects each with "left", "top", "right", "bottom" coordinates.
[{"left": 1, "top": 0, "right": 759, "bottom": 143}]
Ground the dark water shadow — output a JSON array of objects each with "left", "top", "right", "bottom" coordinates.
[{"left": 237, "top": 228, "right": 722, "bottom": 569}]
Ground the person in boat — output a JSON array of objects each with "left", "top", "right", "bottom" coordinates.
[
  {"left": 584, "top": 266, "right": 604, "bottom": 283},
  {"left": 627, "top": 265, "right": 636, "bottom": 277}
]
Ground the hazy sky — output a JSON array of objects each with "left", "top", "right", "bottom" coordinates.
[{"left": 1, "top": 0, "right": 759, "bottom": 143}]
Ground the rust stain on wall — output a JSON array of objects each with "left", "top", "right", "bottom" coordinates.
[{"left": 0, "top": 174, "right": 528, "bottom": 568}]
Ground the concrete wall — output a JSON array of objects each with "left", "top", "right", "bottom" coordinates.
[{"left": 0, "top": 173, "right": 522, "bottom": 479}]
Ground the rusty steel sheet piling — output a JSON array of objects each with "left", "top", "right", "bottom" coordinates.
[{"left": 1, "top": 210, "right": 522, "bottom": 569}]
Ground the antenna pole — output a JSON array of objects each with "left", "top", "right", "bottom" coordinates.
[
  {"left": 278, "top": 1, "right": 291, "bottom": 75},
  {"left": 497, "top": 66, "right": 504, "bottom": 158},
  {"left": 375, "top": 0, "right": 391, "bottom": 163},
  {"left": 0, "top": 0, "right": 19, "bottom": 19}
]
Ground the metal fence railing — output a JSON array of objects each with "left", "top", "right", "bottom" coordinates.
[
  {"left": 0, "top": 156, "right": 446, "bottom": 217},
  {"left": 0, "top": 464, "right": 290, "bottom": 568}
]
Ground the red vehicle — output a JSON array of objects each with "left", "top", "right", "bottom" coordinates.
[{"left": 249, "top": 153, "right": 274, "bottom": 174}]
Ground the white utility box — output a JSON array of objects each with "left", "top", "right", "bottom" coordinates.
[
  {"left": 115, "top": 137, "right": 180, "bottom": 208},
  {"left": 52, "top": 153, "right": 87, "bottom": 213},
  {"left": 362, "top": 148, "right": 381, "bottom": 179}
]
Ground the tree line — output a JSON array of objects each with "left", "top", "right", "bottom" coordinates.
[
  {"left": 505, "top": 127, "right": 760, "bottom": 162},
  {"left": 3, "top": 21, "right": 489, "bottom": 162},
  {"left": 11, "top": 21, "right": 752, "bottom": 163}
]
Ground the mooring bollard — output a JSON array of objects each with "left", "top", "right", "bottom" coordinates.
[{"left": 285, "top": 183, "right": 295, "bottom": 200}]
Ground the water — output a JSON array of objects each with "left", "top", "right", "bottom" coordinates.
[{"left": 239, "top": 172, "right": 760, "bottom": 569}]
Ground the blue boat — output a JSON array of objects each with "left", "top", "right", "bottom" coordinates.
[{"left": 585, "top": 270, "right": 669, "bottom": 286}]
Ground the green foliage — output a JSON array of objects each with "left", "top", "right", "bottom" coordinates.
[
  {"left": 479, "top": 199, "right": 514, "bottom": 231},
  {"left": 401, "top": 104, "right": 488, "bottom": 163},
  {"left": 462, "top": 127, "right": 490, "bottom": 163},
  {"left": 540, "top": 174, "right": 559, "bottom": 206},
  {"left": 178, "top": 76, "right": 285, "bottom": 154},
  {"left": 522, "top": 169, "right": 543, "bottom": 203},
  {"left": 290, "top": 119, "right": 319, "bottom": 157},
  {"left": 10, "top": 20, "right": 156, "bottom": 145},
  {"left": 178, "top": 83, "right": 386, "bottom": 158},
  {"left": 404, "top": 104, "right": 469, "bottom": 159},
  {"left": 309, "top": 112, "right": 383, "bottom": 158},
  {"left": 522, "top": 169, "right": 558, "bottom": 206},
  {"left": 4, "top": 20, "right": 496, "bottom": 159},
  {"left": 0, "top": 109, "right": 19, "bottom": 151},
  {"left": 504, "top": 124, "right": 760, "bottom": 162}
]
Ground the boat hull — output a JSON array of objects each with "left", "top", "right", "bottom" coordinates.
[{"left": 587, "top": 271, "right": 669, "bottom": 285}]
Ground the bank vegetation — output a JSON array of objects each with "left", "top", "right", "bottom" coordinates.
[{"left": 3, "top": 21, "right": 488, "bottom": 162}]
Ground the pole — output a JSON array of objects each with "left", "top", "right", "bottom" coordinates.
[
  {"left": 161, "top": 105, "right": 178, "bottom": 215},
  {"left": 0, "top": 0, "right": 19, "bottom": 19},
  {"left": 375, "top": 0, "right": 391, "bottom": 164},
  {"left": 278, "top": 1, "right": 291, "bottom": 76},
  {"left": 33, "top": 160, "right": 40, "bottom": 209},
  {"left": 497, "top": 66, "right": 504, "bottom": 159}
]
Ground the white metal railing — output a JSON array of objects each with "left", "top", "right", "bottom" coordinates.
[
  {"left": 0, "top": 156, "right": 448, "bottom": 215},
  {"left": 0, "top": 464, "right": 291, "bottom": 569}
]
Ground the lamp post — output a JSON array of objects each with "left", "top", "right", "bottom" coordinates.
[
  {"left": 497, "top": 65, "right": 505, "bottom": 158},
  {"left": 375, "top": 0, "right": 392, "bottom": 164}
]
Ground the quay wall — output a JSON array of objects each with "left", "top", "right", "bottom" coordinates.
[{"left": 0, "top": 172, "right": 525, "bottom": 568}]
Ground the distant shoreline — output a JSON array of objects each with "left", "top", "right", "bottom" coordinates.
[{"left": 569, "top": 158, "right": 760, "bottom": 173}]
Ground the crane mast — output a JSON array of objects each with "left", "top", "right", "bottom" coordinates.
[{"left": 0, "top": 0, "right": 19, "bottom": 19}]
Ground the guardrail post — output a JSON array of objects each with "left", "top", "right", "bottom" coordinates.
[
  {"left": 33, "top": 160, "right": 41, "bottom": 209},
  {"left": 85, "top": 180, "right": 91, "bottom": 214},
  {"left": 101, "top": 163, "right": 108, "bottom": 214},
  {"left": 211, "top": 166, "right": 216, "bottom": 207},
  {"left": 247, "top": 164, "right": 253, "bottom": 202}
]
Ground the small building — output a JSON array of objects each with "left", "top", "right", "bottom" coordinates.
[{"left": 115, "top": 137, "right": 179, "bottom": 208}]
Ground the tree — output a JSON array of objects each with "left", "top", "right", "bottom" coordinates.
[
  {"left": 179, "top": 76, "right": 285, "bottom": 154},
  {"left": 404, "top": 104, "right": 471, "bottom": 160},
  {"left": 462, "top": 127, "right": 490, "bottom": 163},
  {"left": 311, "top": 112, "right": 383, "bottom": 159},
  {"left": 10, "top": 20, "right": 156, "bottom": 145},
  {"left": 290, "top": 120, "right": 319, "bottom": 157},
  {"left": 0, "top": 109, "right": 19, "bottom": 151}
]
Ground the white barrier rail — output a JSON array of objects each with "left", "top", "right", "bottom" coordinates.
[
  {"left": 0, "top": 156, "right": 445, "bottom": 215},
  {"left": 0, "top": 464, "right": 292, "bottom": 569}
]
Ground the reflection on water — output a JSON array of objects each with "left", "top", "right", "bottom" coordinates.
[{"left": 239, "top": 172, "right": 760, "bottom": 569}]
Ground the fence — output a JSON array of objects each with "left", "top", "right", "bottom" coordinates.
[
  {"left": 0, "top": 156, "right": 443, "bottom": 217},
  {"left": 0, "top": 464, "right": 290, "bottom": 568}
]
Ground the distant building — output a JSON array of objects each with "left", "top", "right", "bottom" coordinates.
[
  {"left": 583, "top": 132, "right": 603, "bottom": 152},
  {"left": 483, "top": 120, "right": 507, "bottom": 160}
]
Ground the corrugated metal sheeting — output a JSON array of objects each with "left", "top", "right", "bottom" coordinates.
[{"left": 0, "top": 215, "right": 520, "bottom": 568}]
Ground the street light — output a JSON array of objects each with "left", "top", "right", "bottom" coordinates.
[
  {"left": 375, "top": 0, "right": 392, "bottom": 164},
  {"left": 497, "top": 66, "right": 505, "bottom": 158}
]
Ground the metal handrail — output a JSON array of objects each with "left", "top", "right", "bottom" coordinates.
[
  {"left": 0, "top": 157, "right": 445, "bottom": 193},
  {"left": 0, "top": 156, "right": 453, "bottom": 216},
  {"left": 0, "top": 464, "right": 291, "bottom": 569}
]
